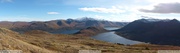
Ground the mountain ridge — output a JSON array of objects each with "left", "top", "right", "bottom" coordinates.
[{"left": 115, "top": 18, "right": 180, "bottom": 46}]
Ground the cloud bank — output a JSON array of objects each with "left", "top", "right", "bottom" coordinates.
[
  {"left": 139, "top": 3, "right": 180, "bottom": 13},
  {"left": 79, "top": 7, "right": 125, "bottom": 14}
]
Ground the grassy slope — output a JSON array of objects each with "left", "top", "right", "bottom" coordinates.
[{"left": 0, "top": 28, "right": 56, "bottom": 53}]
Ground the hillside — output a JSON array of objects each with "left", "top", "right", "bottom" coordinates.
[
  {"left": 0, "top": 28, "right": 56, "bottom": 53},
  {"left": 115, "top": 19, "right": 180, "bottom": 46},
  {"left": 75, "top": 27, "right": 108, "bottom": 36}
]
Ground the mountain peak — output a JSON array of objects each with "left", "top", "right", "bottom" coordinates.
[
  {"left": 171, "top": 19, "right": 179, "bottom": 22},
  {"left": 76, "top": 17, "right": 98, "bottom": 21}
]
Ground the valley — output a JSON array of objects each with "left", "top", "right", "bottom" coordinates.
[
  {"left": 1, "top": 0, "right": 180, "bottom": 53},
  {"left": 0, "top": 18, "right": 180, "bottom": 53}
]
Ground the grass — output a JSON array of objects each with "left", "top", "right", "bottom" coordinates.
[{"left": 0, "top": 28, "right": 56, "bottom": 53}]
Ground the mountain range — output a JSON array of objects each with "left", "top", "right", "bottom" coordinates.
[
  {"left": 0, "top": 17, "right": 128, "bottom": 34},
  {"left": 115, "top": 18, "right": 180, "bottom": 46}
]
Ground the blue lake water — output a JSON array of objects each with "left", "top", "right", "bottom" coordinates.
[
  {"left": 92, "top": 31, "right": 142, "bottom": 45},
  {"left": 53, "top": 27, "right": 120, "bottom": 34},
  {"left": 59, "top": 30, "right": 80, "bottom": 34},
  {"left": 104, "top": 27, "right": 120, "bottom": 30},
  {"left": 53, "top": 27, "right": 142, "bottom": 45}
]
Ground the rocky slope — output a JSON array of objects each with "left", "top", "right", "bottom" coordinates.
[{"left": 116, "top": 19, "right": 180, "bottom": 46}]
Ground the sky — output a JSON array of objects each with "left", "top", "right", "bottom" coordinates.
[{"left": 1, "top": 0, "right": 180, "bottom": 22}]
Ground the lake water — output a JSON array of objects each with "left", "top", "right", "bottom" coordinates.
[
  {"left": 59, "top": 30, "right": 80, "bottom": 34},
  {"left": 53, "top": 27, "right": 142, "bottom": 45},
  {"left": 53, "top": 27, "right": 119, "bottom": 34},
  {"left": 91, "top": 31, "right": 142, "bottom": 45},
  {"left": 104, "top": 27, "right": 120, "bottom": 30}
]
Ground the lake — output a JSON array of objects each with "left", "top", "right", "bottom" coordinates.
[
  {"left": 59, "top": 30, "right": 80, "bottom": 34},
  {"left": 53, "top": 27, "right": 142, "bottom": 45},
  {"left": 51, "top": 27, "right": 120, "bottom": 34},
  {"left": 104, "top": 27, "right": 120, "bottom": 30},
  {"left": 91, "top": 31, "right": 142, "bottom": 45}
]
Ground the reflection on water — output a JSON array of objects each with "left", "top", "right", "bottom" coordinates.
[
  {"left": 104, "top": 27, "right": 120, "bottom": 30},
  {"left": 52, "top": 27, "right": 120, "bottom": 34},
  {"left": 59, "top": 30, "right": 80, "bottom": 34},
  {"left": 92, "top": 32, "right": 142, "bottom": 45}
]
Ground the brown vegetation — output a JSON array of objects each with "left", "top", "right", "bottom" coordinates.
[{"left": 0, "top": 28, "right": 56, "bottom": 53}]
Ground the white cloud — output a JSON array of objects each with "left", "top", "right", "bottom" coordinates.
[
  {"left": 88, "top": 13, "right": 141, "bottom": 22},
  {"left": 47, "top": 12, "right": 60, "bottom": 15},
  {"left": 79, "top": 6, "right": 125, "bottom": 14},
  {"left": 0, "top": 0, "right": 13, "bottom": 3},
  {"left": 139, "top": 3, "right": 180, "bottom": 14}
]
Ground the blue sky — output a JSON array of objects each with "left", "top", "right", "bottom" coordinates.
[{"left": 1, "top": 0, "right": 180, "bottom": 22}]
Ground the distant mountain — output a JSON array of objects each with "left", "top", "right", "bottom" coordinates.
[
  {"left": 74, "top": 17, "right": 128, "bottom": 27},
  {"left": 115, "top": 18, "right": 180, "bottom": 46},
  {"left": 0, "top": 17, "right": 128, "bottom": 33}
]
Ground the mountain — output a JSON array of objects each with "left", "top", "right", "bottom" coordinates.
[
  {"left": 75, "top": 27, "right": 108, "bottom": 36},
  {"left": 0, "top": 17, "right": 128, "bottom": 34},
  {"left": 115, "top": 18, "right": 180, "bottom": 46},
  {"left": 74, "top": 17, "right": 128, "bottom": 27}
]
